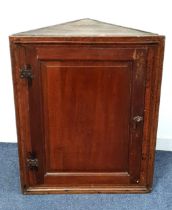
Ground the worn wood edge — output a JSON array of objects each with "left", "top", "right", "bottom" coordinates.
[
  {"left": 23, "top": 186, "right": 152, "bottom": 195},
  {"left": 9, "top": 36, "right": 165, "bottom": 44},
  {"left": 146, "top": 37, "right": 165, "bottom": 188}
]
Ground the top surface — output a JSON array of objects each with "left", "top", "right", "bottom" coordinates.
[{"left": 11, "top": 18, "right": 158, "bottom": 37}]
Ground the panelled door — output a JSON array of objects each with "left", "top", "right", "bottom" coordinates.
[{"left": 18, "top": 44, "right": 147, "bottom": 191}]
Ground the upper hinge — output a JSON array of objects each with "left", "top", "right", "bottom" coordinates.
[
  {"left": 20, "top": 64, "right": 33, "bottom": 80},
  {"left": 27, "top": 152, "right": 38, "bottom": 170}
]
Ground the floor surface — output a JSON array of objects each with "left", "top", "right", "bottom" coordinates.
[{"left": 0, "top": 143, "right": 172, "bottom": 210}]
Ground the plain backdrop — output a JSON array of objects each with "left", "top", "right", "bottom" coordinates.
[{"left": 0, "top": 0, "right": 172, "bottom": 150}]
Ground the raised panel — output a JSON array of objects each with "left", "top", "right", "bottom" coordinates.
[
  {"left": 38, "top": 60, "right": 133, "bottom": 185},
  {"left": 40, "top": 61, "right": 132, "bottom": 174}
]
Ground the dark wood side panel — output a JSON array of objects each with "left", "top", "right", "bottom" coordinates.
[
  {"left": 10, "top": 43, "right": 30, "bottom": 191},
  {"left": 146, "top": 38, "right": 165, "bottom": 189}
]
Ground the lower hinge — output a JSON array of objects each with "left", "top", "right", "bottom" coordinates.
[{"left": 27, "top": 152, "right": 38, "bottom": 170}]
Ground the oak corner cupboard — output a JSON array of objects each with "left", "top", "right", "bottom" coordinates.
[{"left": 9, "top": 18, "right": 165, "bottom": 194}]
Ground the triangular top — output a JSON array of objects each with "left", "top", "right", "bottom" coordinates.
[{"left": 12, "top": 18, "right": 158, "bottom": 37}]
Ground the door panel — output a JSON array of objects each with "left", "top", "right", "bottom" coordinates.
[
  {"left": 24, "top": 45, "right": 147, "bottom": 187},
  {"left": 41, "top": 61, "right": 131, "bottom": 173}
]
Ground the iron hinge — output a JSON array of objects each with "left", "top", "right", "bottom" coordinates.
[
  {"left": 27, "top": 152, "right": 38, "bottom": 170},
  {"left": 20, "top": 64, "right": 33, "bottom": 79}
]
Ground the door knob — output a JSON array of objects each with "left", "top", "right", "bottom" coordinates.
[{"left": 133, "top": 116, "right": 143, "bottom": 129}]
